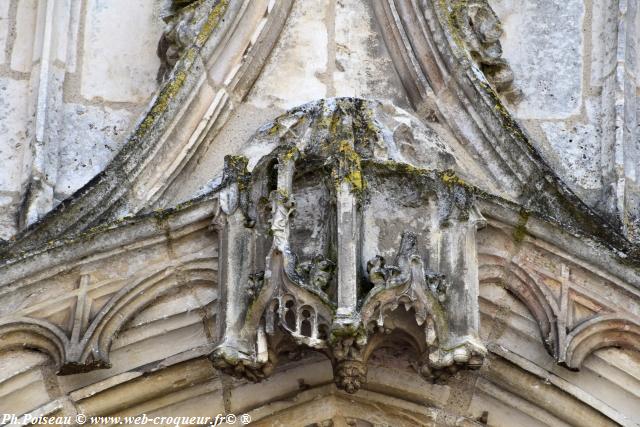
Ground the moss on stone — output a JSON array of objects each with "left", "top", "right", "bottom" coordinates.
[
  {"left": 282, "top": 146, "right": 299, "bottom": 162},
  {"left": 131, "top": 0, "right": 229, "bottom": 144},
  {"left": 439, "top": 169, "right": 466, "bottom": 187},
  {"left": 136, "top": 70, "right": 188, "bottom": 140},
  {"left": 447, "top": 0, "right": 468, "bottom": 49},
  {"left": 329, "top": 323, "right": 367, "bottom": 344}
]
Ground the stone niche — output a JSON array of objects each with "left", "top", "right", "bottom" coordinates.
[{"left": 209, "top": 98, "right": 487, "bottom": 393}]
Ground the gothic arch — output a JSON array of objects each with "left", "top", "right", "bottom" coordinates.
[
  {"left": 372, "top": 0, "right": 635, "bottom": 262},
  {"left": 0, "top": 318, "right": 68, "bottom": 369},
  {"left": 3, "top": 0, "right": 294, "bottom": 255},
  {"left": 478, "top": 253, "right": 560, "bottom": 357},
  {"left": 81, "top": 258, "right": 218, "bottom": 370},
  {"left": 562, "top": 315, "right": 640, "bottom": 370},
  {"left": 242, "top": 382, "right": 485, "bottom": 427}
]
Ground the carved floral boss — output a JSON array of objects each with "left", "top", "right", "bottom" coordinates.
[{"left": 210, "top": 147, "right": 486, "bottom": 393}]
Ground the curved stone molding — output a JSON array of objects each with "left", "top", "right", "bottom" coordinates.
[
  {"left": 0, "top": 261, "right": 217, "bottom": 375},
  {"left": 157, "top": 0, "right": 225, "bottom": 82},
  {"left": 372, "top": 0, "right": 638, "bottom": 260},
  {"left": 249, "top": 388, "right": 487, "bottom": 426},
  {"left": 74, "top": 260, "right": 217, "bottom": 374},
  {"left": 0, "top": 195, "right": 218, "bottom": 374},
  {"left": 478, "top": 255, "right": 559, "bottom": 357},
  {"left": 562, "top": 315, "right": 640, "bottom": 370},
  {"left": 209, "top": 98, "right": 487, "bottom": 392},
  {"left": 0, "top": 318, "right": 68, "bottom": 369},
  {"left": 478, "top": 225, "right": 640, "bottom": 371},
  {"left": 1, "top": 0, "right": 294, "bottom": 258}
]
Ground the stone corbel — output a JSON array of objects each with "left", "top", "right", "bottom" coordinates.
[
  {"left": 206, "top": 98, "right": 494, "bottom": 393},
  {"left": 210, "top": 149, "right": 487, "bottom": 393}
]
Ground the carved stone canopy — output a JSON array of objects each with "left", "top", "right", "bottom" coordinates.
[{"left": 209, "top": 98, "right": 487, "bottom": 393}]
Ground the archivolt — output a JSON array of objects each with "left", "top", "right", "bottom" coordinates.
[
  {"left": 5, "top": 0, "right": 294, "bottom": 255},
  {"left": 478, "top": 253, "right": 560, "bottom": 357},
  {"left": 0, "top": 317, "right": 68, "bottom": 368},
  {"left": 372, "top": 0, "right": 633, "bottom": 258},
  {"left": 562, "top": 315, "right": 640, "bottom": 370},
  {"left": 0, "top": 258, "right": 217, "bottom": 375}
]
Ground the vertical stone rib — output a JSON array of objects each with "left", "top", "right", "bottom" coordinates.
[
  {"left": 335, "top": 179, "right": 358, "bottom": 320},
  {"left": 602, "top": 0, "right": 639, "bottom": 241},
  {"left": 21, "top": 0, "right": 72, "bottom": 228}
]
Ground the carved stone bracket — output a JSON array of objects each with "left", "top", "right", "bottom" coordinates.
[{"left": 209, "top": 100, "right": 488, "bottom": 392}]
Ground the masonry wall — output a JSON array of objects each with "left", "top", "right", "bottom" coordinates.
[
  {"left": 0, "top": 0, "right": 164, "bottom": 239},
  {"left": 492, "top": 0, "right": 640, "bottom": 238}
]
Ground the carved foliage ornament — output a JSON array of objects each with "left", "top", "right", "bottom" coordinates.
[
  {"left": 444, "top": 0, "right": 520, "bottom": 98},
  {"left": 157, "top": 0, "right": 226, "bottom": 82},
  {"left": 209, "top": 100, "right": 487, "bottom": 392}
]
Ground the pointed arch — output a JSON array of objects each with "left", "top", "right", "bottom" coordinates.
[
  {"left": 75, "top": 257, "right": 218, "bottom": 369},
  {"left": 372, "top": 0, "right": 634, "bottom": 261},
  {"left": 4, "top": 0, "right": 294, "bottom": 256},
  {"left": 478, "top": 253, "right": 560, "bottom": 357}
]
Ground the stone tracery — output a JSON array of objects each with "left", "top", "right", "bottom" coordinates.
[
  {"left": 0, "top": 0, "right": 639, "bottom": 423},
  {"left": 210, "top": 98, "right": 487, "bottom": 392}
]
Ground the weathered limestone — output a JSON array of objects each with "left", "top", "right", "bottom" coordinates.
[
  {"left": 0, "top": 0, "right": 640, "bottom": 426},
  {"left": 492, "top": 0, "right": 640, "bottom": 243},
  {"left": 0, "top": 0, "right": 164, "bottom": 239},
  {"left": 209, "top": 99, "right": 486, "bottom": 393}
]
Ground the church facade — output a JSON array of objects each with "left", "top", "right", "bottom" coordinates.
[{"left": 0, "top": 1, "right": 639, "bottom": 426}]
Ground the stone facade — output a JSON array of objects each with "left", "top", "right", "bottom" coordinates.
[{"left": 0, "top": 1, "right": 639, "bottom": 426}]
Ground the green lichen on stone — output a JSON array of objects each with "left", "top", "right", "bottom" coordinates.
[
  {"left": 434, "top": 0, "right": 467, "bottom": 51},
  {"left": 282, "top": 146, "right": 299, "bottom": 162},
  {"left": 267, "top": 122, "right": 281, "bottom": 136},
  {"left": 439, "top": 169, "right": 466, "bottom": 187},
  {"left": 132, "top": 0, "right": 228, "bottom": 142},
  {"left": 136, "top": 70, "right": 188, "bottom": 140},
  {"left": 335, "top": 140, "right": 364, "bottom": 194},
  {"left": 225, "top": 155, "right": 249, "bottom": 171},
  {"left": 368, "top": 160, "right": 427, "bottom": 177},
  {"left": 329, "top": 323, "right": 367, "bottom": 345},
  {"left": 195, "top": 0, "right": 229, "bottom": 46},
  {"left": 447, "top": 0, "right": 468, "bottom": 49},
  {"left": 223, "top": 155, "right": 250, "bottom": 193}
]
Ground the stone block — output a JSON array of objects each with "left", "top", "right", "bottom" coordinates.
[
  {"left": 0, "top": 78, "right": 30, "bottom": 193},
  {"left": 54, "top": 102, "right": 134, "bottom": 201},
  {"left": 492, "top": 0, "right": 584, "bottom": 119},
  {"left": 539, "top": 96, "right": 602, "bottom": 192},
  {"left": 248, "top": 0, "right": 328, "bottom": 109},
  {"left": 0, "top": 1, "right": 10, "bottom": 65},
  {"left": 333, "top": 0, "right": 409, "bottom": 107},
  {"left": 10, "top": 0, "right": 38, "bottom": 73},
  {"left": 80, "top": 0, "right": 163, "bottom": 103}
]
